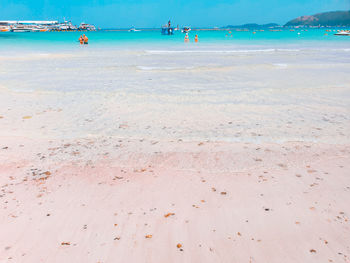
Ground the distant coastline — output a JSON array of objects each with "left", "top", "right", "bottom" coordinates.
[
  {"left": 285, "top": 10, "right": 350, "bottom": 27},
  {"left": 222, "top": 10, "right": 350, "bottom": 29},
  {"left": 1, "top": 10, "right": 349, "bottom": 33}
]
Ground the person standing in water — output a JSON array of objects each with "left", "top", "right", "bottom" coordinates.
[
  {"left": 195, "top": 35, "right": 198, "bottom": 43},
  {"left": 79, "top": 35, "right": 84, "bottom": 45},
  {"left": 184, "top": 33, "right": 189, "bottom": 43},
  {"left": 83, "top": 34, "right": 89, "bottom": 45}
]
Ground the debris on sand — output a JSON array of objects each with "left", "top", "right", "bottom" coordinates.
[
  {"left": 61, "top": 242, "right": 70, "bottom": 246},
  {"left": 164, "top": 213, "right": 175, "bottom": 218}
]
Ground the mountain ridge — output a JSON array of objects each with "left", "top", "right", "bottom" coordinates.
[{"left": 285, "top": 10, "right": 350, "bottom": 26}]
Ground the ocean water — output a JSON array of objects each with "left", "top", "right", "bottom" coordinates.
[
  {"left": 0, "top": 29, "right": 349, "bottom": 143},
  {"left": 0, "top": 28, "right": 349, "bottom": 52}
]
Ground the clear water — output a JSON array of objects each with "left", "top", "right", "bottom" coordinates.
[
  {"left": 0, "top": 29, "right": 349, "bottom": 53},
  {"left": 0, "top": 28, "right": 349, "bottom": 143}
]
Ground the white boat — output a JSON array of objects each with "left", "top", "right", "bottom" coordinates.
[
  {"left": 0, "top": 25, "right": 10, "bottom": 32},
  {"left": 129, "top": 27, "right": 141, "bottom": 32},
  {"left": 31, "top": 25, "right": 49, "bottom": 32},
  {"left": 79, "top": 23, "right": 96, "bottom": 31},
  {"left": 54, "top": 21, "right": 77, "bottom": 31},
  {"left": 334, "top": 31, "right": 350, "bottom": 36},
  {"left": 11, "top": 25, "right": 32, "bottom": 32}
]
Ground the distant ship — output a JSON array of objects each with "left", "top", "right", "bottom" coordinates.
[
  {"left": 78, "top": 23, "right": 96, "bottom": 31},
  {"left": 129, "top": 26, "right": 141, "bottom": 32},
  {"left": 181, "top": 26, "right": 191, "bottom": 33},
  {"left": 161, "top": 20, "right": 174, "bottom": 35},
  {"left": 0, "top": 25, "right": 10, "bottom": 32},
  {"left": 55, "top": 21, "right": 77, "bottom": 31},
  {"left": 334, "top": 30, "right": 350, "bottom": 36},
  {"left": 11, "top": 25, "right": 32, "bottom": 32},
  {"left": 161, "top": 26, "right": 174, "bottom": 35},
  {"left": 0, "top": 20, "right": 98, "bottom": 32},
  {"left": 11, "top": 24, "right": 49, "bottom": 32}
]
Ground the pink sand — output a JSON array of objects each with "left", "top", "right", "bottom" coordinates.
[{"left": 0, "top": 137, "right": 349, "bottom": 262}]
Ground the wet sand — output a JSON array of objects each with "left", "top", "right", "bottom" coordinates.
[{"left": 0, "top": 47, "right": 350, "bottom": 262}]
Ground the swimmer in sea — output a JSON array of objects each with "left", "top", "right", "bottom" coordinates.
[
  {"left": 79, "top": 35, "right": 84, "bottom": 45},
  {"left": 83, "top": 34, "right": 88, "bottom": 45},
  {"left": 184, "top": 33, "right": 189, "bottom": 43}
]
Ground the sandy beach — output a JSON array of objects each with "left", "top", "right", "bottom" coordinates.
[{"left": 0, "top": 46, "right": 350, "bottom": 262}]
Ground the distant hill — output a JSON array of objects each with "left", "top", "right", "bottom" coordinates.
[
  {"left": 285, "top": 10, "right": 350, "bottom": 26},
  {"left": 223, "top": 23, "right": 280, "bottom": 29}
]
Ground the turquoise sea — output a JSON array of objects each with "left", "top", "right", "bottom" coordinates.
[{"left": 0, "top": 28, "right": 349, "bottom": 52}]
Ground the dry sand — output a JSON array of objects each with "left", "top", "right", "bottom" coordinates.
[{"left": 1, "top": 137, "right": 349, "bottom": 263}]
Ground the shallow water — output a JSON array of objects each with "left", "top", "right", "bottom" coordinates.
[
  {"left": 0, "top": 29, "right": 349, "bottom": 143},
  {"left": 0, "top": 28, "right": 349, "bottom": 51}
]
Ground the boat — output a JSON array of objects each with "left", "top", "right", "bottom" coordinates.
[
  {"left": 0, "top": 25, "right": 10, "bottom": 32},
  {"left": 0, "top": 20, "right": 98, "bottom": 32},
  {"left": 129, "top": 27, "right": 141, "bottom": 32},
  {"left": 161, "top": 20, "right": 174, "bottom": 35},
  {"left": 181, "top": 26, "right": 191, "bottom": 33},
  {"left": 334, "top": 31, "right": 350, "bottom": 36},
  {"left": 161, "top": 26, "right": 174, "bottom": 35},
  {"left": 11, "top": 25, "right": 32, "bottom": 32},
  {"left": 2, "top": 21, "right": 57, "bottom": 32},
  {"left": 52, "top": 21, "right": 77, "bottom": 31},
  {"left": 79, "top": 23, "right": 96, "bottom": 31},
  {"left": 11, "top": 24, "right": 50, "bottom": 32},
  {"left": 31, "top": 25, "right": 49, "bottom": 32}
]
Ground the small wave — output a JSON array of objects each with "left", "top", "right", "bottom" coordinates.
[
  {"left": 146, "top": 49, "right": 301, "bottom": 54},
  {"left": 275, "top": 49, "right": 301, "bottom": 52},
  {"left": 137, "top": 66, "right": 194, "bottom": 71},
  {"left": 11, "top": 88, "right": 36, "bottom": 93},
  {"left": 273, "top": 63, "right": 288, "bottom": 68}
]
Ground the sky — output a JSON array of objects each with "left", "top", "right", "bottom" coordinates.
[{"left": 0, "top": 0, "right": 349, "bottom": 28}]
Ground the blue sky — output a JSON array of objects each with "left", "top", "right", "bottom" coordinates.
[{"left": 0, "top": 0, "right": 349, "bottom": 28}]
